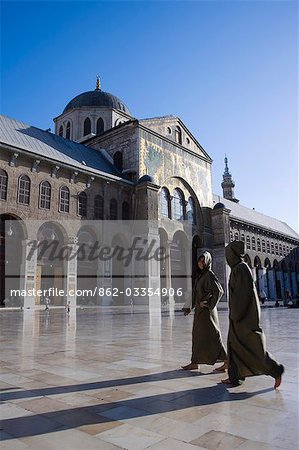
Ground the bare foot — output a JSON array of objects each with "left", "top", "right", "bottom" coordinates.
[
  {"left": 221, "top": 378, "right": 233, "bottom": 384},
  {"left": 181, "top": 363, "right": 199, "bottom": 370},
  {"left": 274, "top": 365, "right": 284, "bottom": 389},
  {"left": 213, "top": 363, "right": 228, "bottom": 372},
  {"left": 274, "top": 375, "right": 282, "bottom": 389}
]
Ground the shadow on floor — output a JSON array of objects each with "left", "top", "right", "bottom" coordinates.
[{"left": 1, "top": 384, "right": 273, "bottom": 440}]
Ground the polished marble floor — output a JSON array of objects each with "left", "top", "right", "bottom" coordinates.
[{"left": 0, "top": 305, "right": 298, "bottom": 450}]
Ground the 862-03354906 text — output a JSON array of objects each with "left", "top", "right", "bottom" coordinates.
[{"left": 10, "top": 287, "right": 183, "bottom": 298}]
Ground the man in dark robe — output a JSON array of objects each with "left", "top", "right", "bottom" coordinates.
[
  {"left": 222, "top": 241, "right": 284, "bottom": 389},
  {"left": 182, "top": 251, "right": 227, "bottom": 372}
]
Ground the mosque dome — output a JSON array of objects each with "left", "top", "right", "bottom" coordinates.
[
  {"left": 137, "top": 174, "right": 154, "bottom": 184},
  {"left": 213, "top": 202, "right": 225, "bottom": 210},
  {"left": 63, "top": 78, "right": 131, "bottom": 115}
]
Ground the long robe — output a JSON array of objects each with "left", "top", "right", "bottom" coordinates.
[
  {"left": 225, "top": 241, "right": 283, "bottom": 384},
  {"left": 190, "top": 253, "right": 227, "bottom": 365}
]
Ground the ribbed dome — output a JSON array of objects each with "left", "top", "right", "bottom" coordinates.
[{"left": 63, "top": 90, "right": 131, "bottom": 115}]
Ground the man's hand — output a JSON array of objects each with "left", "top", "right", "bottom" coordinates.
[
  {"left": 199, "top": 301, "right": 208, "bottom": 308},
  {"left": 182, "top": 308, "right": 191, "bottom": 316}
]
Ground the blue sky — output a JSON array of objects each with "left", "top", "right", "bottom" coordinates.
[{"left": 1, "top": 0, "right": 298, "bottom": 232}]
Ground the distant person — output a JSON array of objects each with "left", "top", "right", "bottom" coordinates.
[
  {"left": 285, "top": 290, "right": 293, "bottom": 307},
  {"left": 259, "top": 290, "right": 267, "bottom": 305},
  {"left": 181, "top": 251, "right": 227, "bottom": 372},
  {"left": 45, "top": 296, "right": 50, "bottom": 311},
  {"left": 222, "top": 241, "right": 284, "bottom": 389}
]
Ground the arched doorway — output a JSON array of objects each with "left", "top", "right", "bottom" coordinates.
[
  {"left": 171, "top": 231, "right": 189, "bottom": 303},
  {"left": 76, "top": 227, "right": 98, "bottom": 306},
  {"left": 0, "top": 214, "right": 25, "bottom": 307},
  {"left": 111, "top": 234, "right": 127, "bottom": 305},
  {"left": 192, "top": 235, "right": 201, "bottom": 288},
  {"left": 254, "top": 256, "right": 261, "bottom": 293},
  {"left": 244, "top": 254, "right": 252, "bottom": 268},
  {"left": 37, "top": 222, "right": 66, "bottom": 306},
  {"left": 273, "top": 260, "right": 281, "bottom": 300},
  {"left": 159, "top": 228, "right": 169, "bottom": 303}
]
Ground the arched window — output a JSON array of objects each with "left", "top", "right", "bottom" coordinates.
[
  {"left": 257, "top": 238, "right": 261, "bottom": 251},
  {"left": 122, "top": 201, "right": 130, "bottom": 220},
  {"left": 271, "top": 242, "right": 275, "bottom": 254},
  {"left": 94, "top": 195, "right": 104, "bottom": 219},
  {"left": 186, "top": 197, "right": 196, "bottom": 224},
  {"left": 39, "top": 181, "right": 51, "bottom": 209},
  {"left": 275, "top": 243, "right": 279, "bottom": 255},
  {"left": 262, "top": 240, "right": 266, "bottom": 252},
  {"left": 83, "top": 117, "right": 91, "bottom": 136},
  {"left": 160, "top": 187, "right": 171, "bottom": 218},
  {"left": 110, "top": 199, "right": 118, "bottom": 220},
  {"left": 252, "top": 236, "right": 256, "bottom": 250},
  {"left": 96, "top": 117, "right": 104, "bottom": 135},
  {"left": 18, "top": 175, "right": 30, "bottom": 205},
  {"left": 230, "top": 231, "right": 233, "bottom": 242},
  {"left": 59, "top": 186, "right": 70, "bottom": 213},
  {"left": 246, "top": 235, "right": 251, "bottom": 249},
  {"left": 78, "top": 192, "right": 87, "bottom": 217},
  {"left": 66, "top": 121, "right": 71, "bottom": 139},
  {"left": 175, "top": 126, "right": 182, "bottom": 144},
  {"left": 113, "top": 151, "right": 123, "bottom": 171},
  {"left": 0, "top": 169, "right": 8, "bottom": 200},
  {"left": 234, "top": 231, "right": 239, "bottom": 241},
  {"left": 267, "top": 241, "right": 270, "bottom": 253},
  {"left": 279, "top": 244, "right": 283, "bottom": 256},
  {"left": 172, "top": 188, "right": 185, "bottom": 221},
  {"left": 58, "top": 125, "right": 63, "bottom": 137},
  {"left": 241, "top": 233, "right": 245, "bottom": 242}
]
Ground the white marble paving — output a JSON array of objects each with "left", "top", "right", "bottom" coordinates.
[{"left": 0, "top": 306, "right": 298, "bottom": 449}]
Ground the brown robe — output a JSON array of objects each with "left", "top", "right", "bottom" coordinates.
[
  {"left": 191, "top": 252, "right": 227, "bottom": 365},
  {"left": 225, "top": 241, "right": 284, "bottom": 384}
]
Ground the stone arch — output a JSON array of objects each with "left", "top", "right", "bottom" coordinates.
[
  {"left": 0, "top": 214, "right": 26, "bottom": 306},
  {"left": 66, "top": 120, "right": 72, "bottom": 139},
  {"left": 171, "top": 176, "right": 203, "bottom": 229},
  {"left": 273, "top": 259, "right": 282, "bottom": 300},
  {"left": 171, "top": 230, "right": 190, "bottom": 303},
  {"left": 76, "top": 226, "right": 98, "bottom": 306},
  {"left": 111, "top": 233, "right": 128, "bottom": 305},
  {"left": 264, "top": 257, "right": 271, "bottom": 269},
  {"left": 244, "top": 254, "right": 252, "bottom": 268},
  {"left": 172, "top": 188, "right": 185, "bottom": 221},
  {"left": 96, "top": 117, "right": 104, "bottom": 135},
  {"left": 159, "top": 227, "right": 169, "bottom": 298},
  {"left": 192, "top": 235, "right": 202, "bottom": 286},
  {"left": 36, "top": 221, "right": 68, "bottom": 306},
  {"left": 254, "top": 256, "right": 261, "bottom": 268},
  {"left": 83, "top": 117, "right": 91, "bottom": 136},
  {"left": 159, "top": 187, "right": 171, "bottom": 219}
]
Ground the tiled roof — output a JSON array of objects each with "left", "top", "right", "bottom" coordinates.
[
  {"left": 213, "top": 194, "right": 299, "bottom": 240},
  {"left": 0, "top": 114, "right": 125, "bottom": 180}
]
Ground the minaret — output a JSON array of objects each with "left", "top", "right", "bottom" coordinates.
[
  {"left": 95, "top": 75, "right": 101, "bottom": 91},
  {"left": 221, "top": 156, "right": 239, "bottom": 203}
]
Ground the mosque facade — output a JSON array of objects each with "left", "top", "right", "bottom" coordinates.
[{"left": 0, "top": 80, "right": 298, "bottom": 308}]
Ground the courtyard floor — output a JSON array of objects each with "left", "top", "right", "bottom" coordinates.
[{"left": 0, "top": 305, "right": 298, "bottom": 450}]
